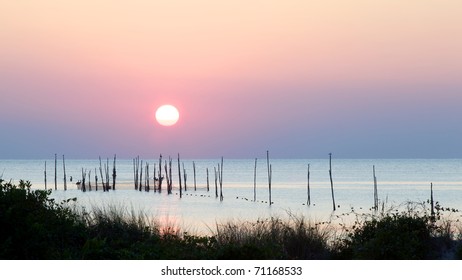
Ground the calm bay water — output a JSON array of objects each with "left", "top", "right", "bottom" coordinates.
[{"left": 1, "top": 158, "right": 462, "bottom": 233}]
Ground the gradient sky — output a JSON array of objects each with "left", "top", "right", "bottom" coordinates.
[{"left": 1, "top": 0, "right": 461, "bottom": 159}]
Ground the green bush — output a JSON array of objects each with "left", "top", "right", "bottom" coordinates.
[
  {"left": 338, "top": 214, "right": 432, "bottom": 259},
  {"left": 0, "top": 179, "right": 85, "bottom": 259},
  {"left": 1, "top": 180, "right": 461, "bottom": 259}
]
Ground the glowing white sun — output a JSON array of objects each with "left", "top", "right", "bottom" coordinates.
[{"left": 155, "top": 105, "right": 179, "bottom": 126}]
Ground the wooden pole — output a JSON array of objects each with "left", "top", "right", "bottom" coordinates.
[
  {"left": 430, "top": 182, "right": 435, "bottom": 217},
  {"left": 183, "top": 162, "right": 187, "bottom": 191},
  {"left": 177, "top": 153, "right": 182, "bottom": 193},
  {"left": 133, "top": 158, "right": 136, "bottom": 190},
  {"left": 44, "top": 161, "right": 47, "bottom": 190},
  {"left": 193, "top": 161, "right": 197, "bottom": 191},
  {"left": 373, "top": 165, "right": 378, "bottom": 211},
  {"left": 100, "top": 156, "right": 105, "bottom": 191},
  {"left": 254, "top": 158, "right": 257, "bottom": 202},
  {"left": 269, "top": 164, "right": 272, "bottom": 205},
  {"left": 81, "top": 168, "right": 86, "bottom": 192},
  {"left": 329, "top": 153, "right": 336, "bottom": 211},
  {"left": 158, "top": 154, "right": 163, "bottom": 191},
  {"left": 135, "top": 156, "right": 140, "bottom": 191},
  {"left": 105, "top": 158, "right": 110, "bottom": 190},
  {"left": 219, "top": 157, "right": 224, "bottom": 201},
  {"left": 214, "top": 166, "right": 218, "bottom": 198},
  {"left": 163, "top": 162, "right": 168, "bottom": 194},
  {"left": 88, "top": 169, "right": 92, "bottom": 191},
  {"left": 62, "top": 155, "right": 67, "bottom": 191},
  {"left": 112, "top": 154, "right": 116, "bottom": 190},
  {"left": 139, "top": 160, "right": 143, "bottom": 192},
  {"left": 307, "top": 164, "right": 310, "bottom": 206},
  {"left": 146, "top": 163, "right": 150, "bottom": 192},
  {"left": 154, "top": 163, "right": 157, "bottom": 192},
  {"left": 166, "top": 156, "right": 173, "bottom": 193},
  {"left": 95, "top": 168, "right": 98, "bottom": 191},
  {"left": 206, "top": 167, "right": 210, "bottom": 192},
  {"left": 267, "top": 151, "right": 272, "bottom": 205},
  {"left": 54, "top": 153, "right": 57, "bottom": 191}
]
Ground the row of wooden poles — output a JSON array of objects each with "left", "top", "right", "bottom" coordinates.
[
  {"left": 44, "top": 154, "right": 116, "bottom": 192},
  {"left": 42, "top": 152, "right": 365, "bottom": 209},
  {"left": 132, "top": 154, "right": 224, "bottom": 201},
  {"left": 43, "top": 152, "right": 436, "bottom": 214}
]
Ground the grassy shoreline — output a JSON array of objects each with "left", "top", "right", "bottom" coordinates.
[{"left": 1, "top": 179, "right": 462, "bottom": 259}]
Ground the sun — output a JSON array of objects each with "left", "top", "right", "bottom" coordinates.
[{"left": 155, "top": 105, "right": 180, "bottom": 126}]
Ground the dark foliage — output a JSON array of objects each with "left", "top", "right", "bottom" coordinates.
[{"left": 1, "top": 180, "right": 461, "bottom": 259}]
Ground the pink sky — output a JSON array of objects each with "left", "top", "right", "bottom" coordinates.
[{"left": 1, "top": 1, "right": 462, "bottom": 158}]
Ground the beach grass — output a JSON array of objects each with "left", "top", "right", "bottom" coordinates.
[{"left": 1, "top": 179, "right": 462, "bottom": 259}]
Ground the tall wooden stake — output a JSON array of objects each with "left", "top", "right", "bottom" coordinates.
[
  {"left": 329, "top": 153, "right": 336, "bottom": 211},
  {"left": 177, "top": 154, "right": 182, "bottom": 194},
  {"left": 88, "top": 169, "right": 92, "bottom": 191},
  {"left": 54, "top": 153, "right": 57, "bottom": 191},
  {"left": 81, "top": 168, "right": 86, "bottom": 192},
  {"left": 254, "top": 158, "right": 257, "bottom": 202},
  {"left": 307, "top": 164, "right": 311, "bottom": 206},
  {"left": 183, "top": 162, "right": 187, "bottom": 191},
  {"left": 267, "top": 151, "right": 272, "bottom": 205},
  {"left": 100, "top": 156, "right": 105, "bottom": 191},
  {"left": 146, "top": 163, "right": 150, "bottom": 192},
  {"left": 112, "top": 154, "right": 116, "bottom": 190},
  {"left": 139, "top": 160, "right": 143, "bottom": 192},
  {"left": 105, "top": 158, "right": 110, "bottom": 190},
  {"left": 44, "top": 161, "right": 47, "bottom": 190},
  {"left": 218, "top": 157, "right": 224, "bottom": 201},
  {"left": 95, "top": 168, "right": 98, "bottom": 191},
  {"left": 193, "top": 161, "right": 197, "bottom": 191},
  {"left": 158, "top": 154, "right": 163, "bottom": 191},
  {"left": 154, "top": 162, "right": 157, "bottom": 192},
  {"left": 206, "top": 168, "right": 210, "bottom": 192},
  {"left": 430, "top": 182, "right": 435, "bottom": 217},
  {"left": 214, "top": 166, "right": 218, "bottom": 198},
  {"left": 62, "top": 155, "right": 67, "bottom": 191},
  {"left": 373, "top": 165, "right": 378, "bottom": 211}
]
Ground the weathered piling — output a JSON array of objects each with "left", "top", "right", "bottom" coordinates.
[
  {"left": 307, "top": 164, "right": 311, "bottom": 206},
  {"left": 329, "top": 153, "right": 336, "bottom": 211},
  {"left": 177, "top": 154, "right": 182, "bottom": 193},
  {"left": 164, "top": 158, "right": 173, "bottom": 194},
  {"left": 62, "top": 155, "right": 67, "bottom": 191},
  {"left": 112, "top": 154, "right": 116, "bottom": 190},
  {"left": 163, "top": 162, "right": 168, "bottom": 194},
  {"left": 158, "top": 154, "right": 163, "bottom": 191},
  {"left": 373, "top": 165, "right": 378, "bottom": 211},
  {"left": 88, "top": 170, "right": 92, "bottom": 191},
  {"left": 145, "top": 163, "right": 150, "bottom": 192},
  {"left": 193, "top": 161, "right": 197, "bottom": 191},
  {"left": 430, "top": 182, "right": 435, "bottom": 217},
  {"left": 267, "top": 151, "right": 272, "bottom": 205},
  {"left": 133, "top": 156, "right": 140, "bottom": 191},
  {"left": 105, "top": 158, "right": 110, "bottom": 191},
  {"left": 100, "top": 156, "right": 105, "bottom": 191},
  {"left": 95, "top": 168, "right": 98, "bottom": 191},
  {"left": 218, "top": 157, "right": 224, "bottom": 201},
  {"left": 139, "top": 160, "right": 143, "bottom": 192},
  {"left": 206, "top": 168, "right": 210, "bottom": 192},
  {"left": 214, "top": 166, "right": 218, "bottom": 198},
  {"left": 168, "top": 157, "right": 173, "bottom": 193},
  {"left": 81, "top": 168, "right": 86, "bottom": 192},
  {"left": 254, "top": 158, "right": 257, "bottom": 202},
  {"left": 153, "top": 163, "right": 157, "bottom": 192},
  {"left": 54, "top": 153, "right": 57, "bottom": 191},
  {"left": 44, "top": 161, "right": 47, "bottom": 190},
  {"left": 183, "top": 162, "right": 187, "bottom": 191}
]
